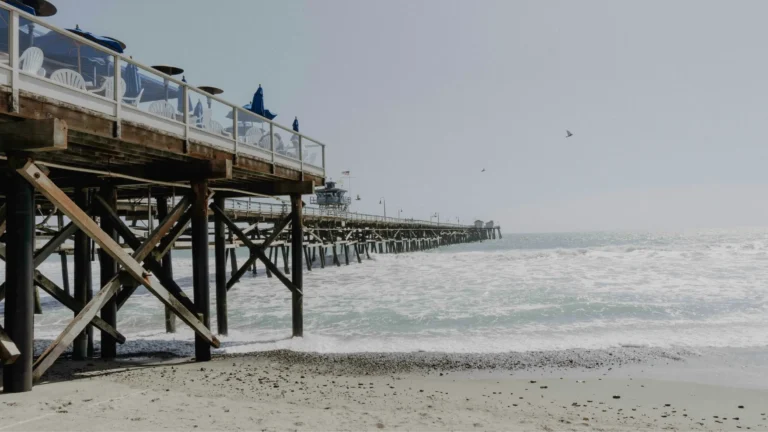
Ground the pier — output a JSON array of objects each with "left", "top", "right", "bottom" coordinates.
[{"left": 0, "top": 2, "right": 499, "bottom": 393}]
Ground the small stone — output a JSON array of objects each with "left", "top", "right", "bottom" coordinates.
[
  {"left": 613, "top": 395, "right": 621, "bottom": 399},
  {"left": 739, "top": 406, "right": 745, "bottom": 409}
]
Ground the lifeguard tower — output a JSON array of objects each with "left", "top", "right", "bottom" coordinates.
[{"left": 310, "top": 181, "right": 351, "bottom": 212}]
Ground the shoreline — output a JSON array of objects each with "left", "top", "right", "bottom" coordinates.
[{"left": 3, "top": 346, "right": 768, "bottom": 430}]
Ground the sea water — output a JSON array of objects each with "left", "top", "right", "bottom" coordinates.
[{"left": 7, "top": 228, "right": 768, "bottom": 355}]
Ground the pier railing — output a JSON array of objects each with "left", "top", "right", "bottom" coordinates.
[
  {"left": 224, "top": 198, "right": 473, "bottom": 228},
  {"left": 0, "top": 3, "right": 325, "bottom": 178}
]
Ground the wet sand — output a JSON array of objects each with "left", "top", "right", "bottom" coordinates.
[{"left": 2, "top": 348, "right": 768, "bottom": 431}]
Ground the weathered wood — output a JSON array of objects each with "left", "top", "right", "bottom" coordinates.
[
  {"left": 156, "top": 197, "right": 176, "bottom": 334},
  {"left": 16, "top": 161, "right": 219, "bottom": 380},
  {"left": 0, "top": 324, "right": 21, "bottom": 366},
  {"left": 0, "top": 204, "right": 6, "bottom": 236},
  {"left": 191, "top": 181, "right": 212, "bottom": 362},
  {"left": 95, "top": 194, "right": 196, "bottom": 313},
  {"left": 254, "top": 248, "right": 302, "bottom": 296},
  {"left": 0, "top": 118, "right": 67, "bottom": 152},
  {"left": 214, "top": 195, "right": 228, "bottom": 336},
  {"left": 290, "top": 194, "right": 303, "bottom": 338},
  {"left": 72, "top": 187, "right": 90, "bottom": 360},
  {"left": 98, "top": 184, "right": 118, "bottom": 359},
  {"left": 2, "top": 170, "right": 34, "bottom": 392},
  {"left": 354, "top": 242, "right": 362, "bottom": 263},
  {"left": 138, "top": 159, "right": 232, "bottom": 182}
]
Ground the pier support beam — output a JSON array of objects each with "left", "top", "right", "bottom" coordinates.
[
  {"left": 97, "top": 184, "right": 118, "bottom": 359},
  {"left": 72, "top": 187, "right": 90, "bottom": 360},
  {"left": 290, "top": 194, "right": 303, "bottom": 338},
  {"left": 191, "top": 181, "right": 211, "bottom": 362},
  {"left": 3, "top": 167, "right": 35, "bottom": 392},
  {"left": 214, "top": 195, "right": 228, "bottom": 336},
  {"left": 157, "top": 198, "right": 176, "bottom": 333}
]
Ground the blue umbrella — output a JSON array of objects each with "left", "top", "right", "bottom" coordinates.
[
  {"left": 5, "top": 0, "right": 36, "bottom": 15},
  {"left": 292, "top": 116, "right": 299, "bottom": 132},
  {"left": 67, "top": 25, "right": 124, "bottom": 53},
  {"left": 123, "top": 62, "right": 142, "bottom": 98},
  {"left": 249, "top": 85, "right": 277, "bottom": 120}
]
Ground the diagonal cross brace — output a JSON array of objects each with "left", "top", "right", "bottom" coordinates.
[
  {"left": 116, "top": 206, "right": 192, "bottom": 310},
  {"left": 209, "top": 204, "right": 301, "bottom": 295},
  {"left": 94, "top": 194, "right": 196, "bottom": 313},
  {"left": 0, "top": 245, "right": 124, "bottom": 343},
  {"left": 16, "top": 161, "right": 219, "bottom": 380}
]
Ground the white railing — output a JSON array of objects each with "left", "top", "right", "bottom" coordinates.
[
  {"left": 223, "top": 198, "right": 474, "bottom": 229},
  {"left": 0, "top": 3, "right": 325, "bottom": 178}
]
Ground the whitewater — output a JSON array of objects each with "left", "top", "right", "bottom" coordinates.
[{"left": 10, "top": 228, "right": 768, "bottom": 355}]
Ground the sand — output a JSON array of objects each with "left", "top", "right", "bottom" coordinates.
[{"left": 2, "top": 348, "right": 768, "bottom": 431}]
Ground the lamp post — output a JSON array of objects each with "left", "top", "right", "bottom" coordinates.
[
  {"left": 379, "top": 197, "right": 386, "bottom": 218},
  {"left": 398, "top": 209, "right": 403, "bottom": 219}
]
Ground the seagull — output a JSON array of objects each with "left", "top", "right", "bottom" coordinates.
[
  {"left": 566, "top": 130, "right": 573, "bottom": 138},
  {"left": 481, "top": 168, "right": 486, "bottom": 172}
]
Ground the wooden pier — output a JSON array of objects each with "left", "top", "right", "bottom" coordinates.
[{"left": 0, "top": 2, "right": 499, "bottom": 393}]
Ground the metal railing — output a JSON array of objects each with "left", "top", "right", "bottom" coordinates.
[
  {"left": 0, "top": 3, "right": 325, "bottom": 178},
  {"left": 224, "top": 198, "right": 474, "bottom": 228}
]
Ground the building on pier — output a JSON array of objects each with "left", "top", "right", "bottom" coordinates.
[{"left": 310, "top": 181, "right": 351, "bottom": 213}]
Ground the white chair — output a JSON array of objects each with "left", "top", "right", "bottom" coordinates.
[
  {"left": 90, "top": 77, "right": 127, "bottom": 100},
  {"left": 260, "top": 132, "right": 285, "bottom": 153},
  {"left": 123, "top": 88, "right": 144, "bottom": 107},
  {"left": 148, "top": 100, "right": 177, "bottom": 119},
  {"left": 243, "top": 126, "right": 264, "bottom": 145},
  {"left": 306, "top": 153, "right": 318, "bottom": 164},
  {"left": 19, "top": 47, "right": 46, "bottom": 77},
  {"left": 49, "top": 69, "right": 87, "bottom": 90}
]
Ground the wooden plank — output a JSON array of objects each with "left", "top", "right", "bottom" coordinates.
[
  {"left": 254, "top": 248, "right": 302, "bottom": 296},
  {"left": 15, "top": 162, "right": 220, "bottom": 371},
  {"left": 93, "top": 194, "right": 196, "bottom": 313},
  {"left": 0, "top": 324, "right": 21, "bottom": 365},
  {"left": 0, "top": 118, "right": 67, "bottom": 152},
  {"left": 0, "top": 203, "right": 6, "bottom": 235},
  {"left": 33, "top": 221, "right": 78, "bottom": 267}
]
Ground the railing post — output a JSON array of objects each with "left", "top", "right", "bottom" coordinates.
[
  {"left": 299, "top": 136, "right": 304, "bottom": 180},
  {"left": 113, "top": 56, "right": 121, "bottom": 138},
  {"left": 233, "top": 108, "right": 238, "bottom": 157},
  {"left": 270, "top": 122, "right": 275, "bottom": 171},
  {"left": 182, "top": 83, "right": 189, "bottom": 143},
  {"left": 9, "top": 10, "right": 19, "bottom": 113}
]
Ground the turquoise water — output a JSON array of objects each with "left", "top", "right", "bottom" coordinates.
[{"left": 13, "top": 228, "right": 768, "bottom": 354}]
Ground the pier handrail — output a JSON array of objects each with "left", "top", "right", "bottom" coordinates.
[
  {"left": 0, "top": 3, "right": 325, "bottom": 177},
  {"left": 224, "top": 198, "right": 476, "bottom": 228}
]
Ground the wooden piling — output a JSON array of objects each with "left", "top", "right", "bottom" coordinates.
[
  {"left": 157, "top": 198, "right": 176, "bottom": 333},
  {"left": 214, "top": 196, "right": 228, "bottom": 336},
  {"left": 72, "top": 187, "right": 90, "bottom": 360},
  {"left": 3, "top": 168, "right": 35, "bottom": 392},
  {"left": 97, "top": 184, "right": 118, "bottom": 359},
  {"left": 290, "top": 194, "right": 303, "bottom": 337},
  {"left": 191, "top": 181, "right": 211, "bottom": 361},
  {"left": 57, "top": 212, "right": 70, "bottom": 296}
]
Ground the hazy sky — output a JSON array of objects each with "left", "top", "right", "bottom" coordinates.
[{"left": 45, "top": 0, "right": 768, "bottom": 232}]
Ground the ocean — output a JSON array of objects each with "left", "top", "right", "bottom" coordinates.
[{"left": 10, "top": 228, "right": 768, "bottom": 356}]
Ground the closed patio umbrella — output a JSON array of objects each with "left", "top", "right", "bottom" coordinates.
[{"left": 249, "top": 85, "right": 277, "bottom": 120}]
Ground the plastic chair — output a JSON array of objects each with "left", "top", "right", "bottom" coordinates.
[
  {"left": 123, "top": 88, "right": 144, "bottom": 107},
  {"left": 243, "top": 126, "right": 263, "bottom": 145},
  {"left": 148, "top": 100, "right": 177, "bottom": 119},
  {"left": 90, "top": 77, "right": 127, "bottom": 100},
  {"left": 19, "top": 47, "right": 45, "bottom": 77},
  {"left": 49, "top": 69, "right": 87, "bottom": 90}
]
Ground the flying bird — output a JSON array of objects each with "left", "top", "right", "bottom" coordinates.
[
  {"left": 481, "top": 168, "right": 486, "bottom": 172},
  {"left": 566, "top": 130, "right": 573, "bottom": 138}
]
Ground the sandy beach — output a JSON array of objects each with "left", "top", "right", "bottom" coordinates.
[{"left": 3, "top": 347, "right": 768, "bottom": 431}]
